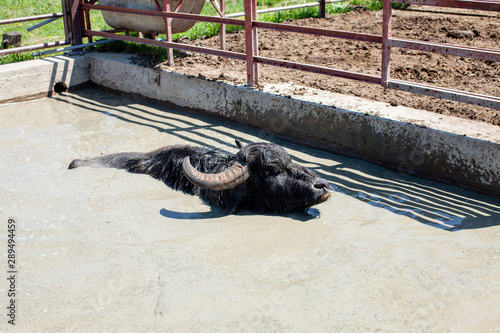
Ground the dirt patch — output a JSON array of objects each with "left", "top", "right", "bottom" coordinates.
[{"left": 154, "top": 6, "right": 500, "bottom": 125}]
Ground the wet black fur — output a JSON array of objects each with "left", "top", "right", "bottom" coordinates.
[{"left": 68, "top": 140, "right": 329, "bottom": 214}]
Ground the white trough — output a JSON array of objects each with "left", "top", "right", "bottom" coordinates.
[{"left": 99, "top": 0, "right": 206, "bottom": 34}]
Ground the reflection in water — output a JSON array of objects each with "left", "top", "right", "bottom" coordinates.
[{"left": 55, "top": 89, "right": 500, "bottom": 231}]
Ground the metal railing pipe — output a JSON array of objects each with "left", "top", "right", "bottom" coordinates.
[
  {"left": 0, "top": 13, "right": 63, "bottom": 26},
  {"left": 254, "top": 21, "right": 382, "bottom": 43},
  {"left": 388, "top": 38, "right": 500, "bottom": 62},
  {"left": 0, "top": 40, "right": 69, "bottom": 56},
  {"left": 390, "top": 0, "right": 500, "bottom": 11},
  {"left": 84, "top": 29, "right": 247, "bottom": 60}
]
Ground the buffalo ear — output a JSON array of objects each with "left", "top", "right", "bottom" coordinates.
[{"left": 235, "top": 139, "right": 245, "bottom": 150}]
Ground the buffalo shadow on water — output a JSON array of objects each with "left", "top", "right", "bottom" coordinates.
[
  {"left": 57, "top": 88, "right": 500, "bottom": 231},
  {"left": 158, "top": 207, "right": 321, "bottom": 222}
]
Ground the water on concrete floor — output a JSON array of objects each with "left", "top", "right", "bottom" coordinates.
[{"left": 1, "top": 88, "right": 499, "bottom": 332}]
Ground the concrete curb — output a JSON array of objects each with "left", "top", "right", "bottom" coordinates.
[
  {"left": 1, "top": 52, "right": 499, "bottom": 197},
  {"left": 0, "top": 55, "right": 90, "bottom": 103}
]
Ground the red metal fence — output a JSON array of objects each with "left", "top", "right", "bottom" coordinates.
[
  {"left": 382, "top": 0, "right": 500, "bottom": 109},
  {"left": 2, "top": 0, "right": 499, "bottom": 110}
]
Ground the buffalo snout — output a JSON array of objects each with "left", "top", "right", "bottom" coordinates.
[{"left": 314, "top": 178, "right": 330, "bottom": 190}]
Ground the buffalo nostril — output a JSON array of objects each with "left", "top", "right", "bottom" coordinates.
[{"left": 314, "top": 178, "right": 330, "bottom": 190}]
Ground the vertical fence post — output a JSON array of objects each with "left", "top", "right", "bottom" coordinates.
[
  {"left": 381, "top": 0, "right": 392, "bottom": 89},
  {"left": 69, "top": 0, "right": 83, "bottom": 45},
  {"left": 83, "top": 0, "right": 93, "bottom": 44},
  {"left": 319, "top": 0, "right": 326, "bottom": 18},
  {"left": 221, "top": 0, "right": 226, "bottom": 50},
  {"left": 61, "top": 0, "right": 71, "bottom": 44},
  {"left": 164, "top": 0, "right": 174, "bottom": 66},
  {"left": 244, "top": 0, "right": 256, "bottom": 86},
  {"left": 252, "top": 0, "right": 259, "bottom": 85}
]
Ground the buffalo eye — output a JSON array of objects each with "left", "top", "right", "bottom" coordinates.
[
  {"left": 264, "top": 170, "right": 274, "bottom": 177},
  {"left": 264, "top": 166, "right": 279, "bottom": 178}
]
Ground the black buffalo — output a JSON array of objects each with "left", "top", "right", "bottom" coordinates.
[{"left": 68, "top": 140, "right": 331, "bottom": 215}]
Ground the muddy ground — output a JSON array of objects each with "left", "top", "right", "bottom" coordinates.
[{"left": 154, "top": 6, "right": 500, "bottom": 125}]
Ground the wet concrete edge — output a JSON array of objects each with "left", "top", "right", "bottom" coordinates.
[{"left": 0, "top": 52, "right": 498, "bottom": 197}]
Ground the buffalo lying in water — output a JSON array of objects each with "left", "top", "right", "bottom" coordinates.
[{"left": 68, "top": 140, "right": 331, "bottom": 215}]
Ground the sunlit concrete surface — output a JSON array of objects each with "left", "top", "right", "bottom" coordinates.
[{"left": 0, "top": 88, "right": 499, "bottom": 332}]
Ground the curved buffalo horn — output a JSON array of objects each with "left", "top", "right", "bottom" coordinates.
[{"left": 182, "top": 157, "right": 250, "bottom": 191}]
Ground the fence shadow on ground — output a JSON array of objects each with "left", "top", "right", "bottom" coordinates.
[
  {"left": 316, "top": 162, "right": 500, "bottom": 231},
  {"left": 58, "top": 89, "right": 500, "bottom": 231}
]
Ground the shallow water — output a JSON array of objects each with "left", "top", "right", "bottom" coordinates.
[{"left": 1, "top": 88, "right": 499, "bottom": 332}]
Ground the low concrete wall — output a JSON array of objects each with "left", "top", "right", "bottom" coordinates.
[
  {"left": 1, "top": 52, "right": 499, "bottom": 197},
  {"left": 0, "top": 55, "right": 90, "bottom": 104}
]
